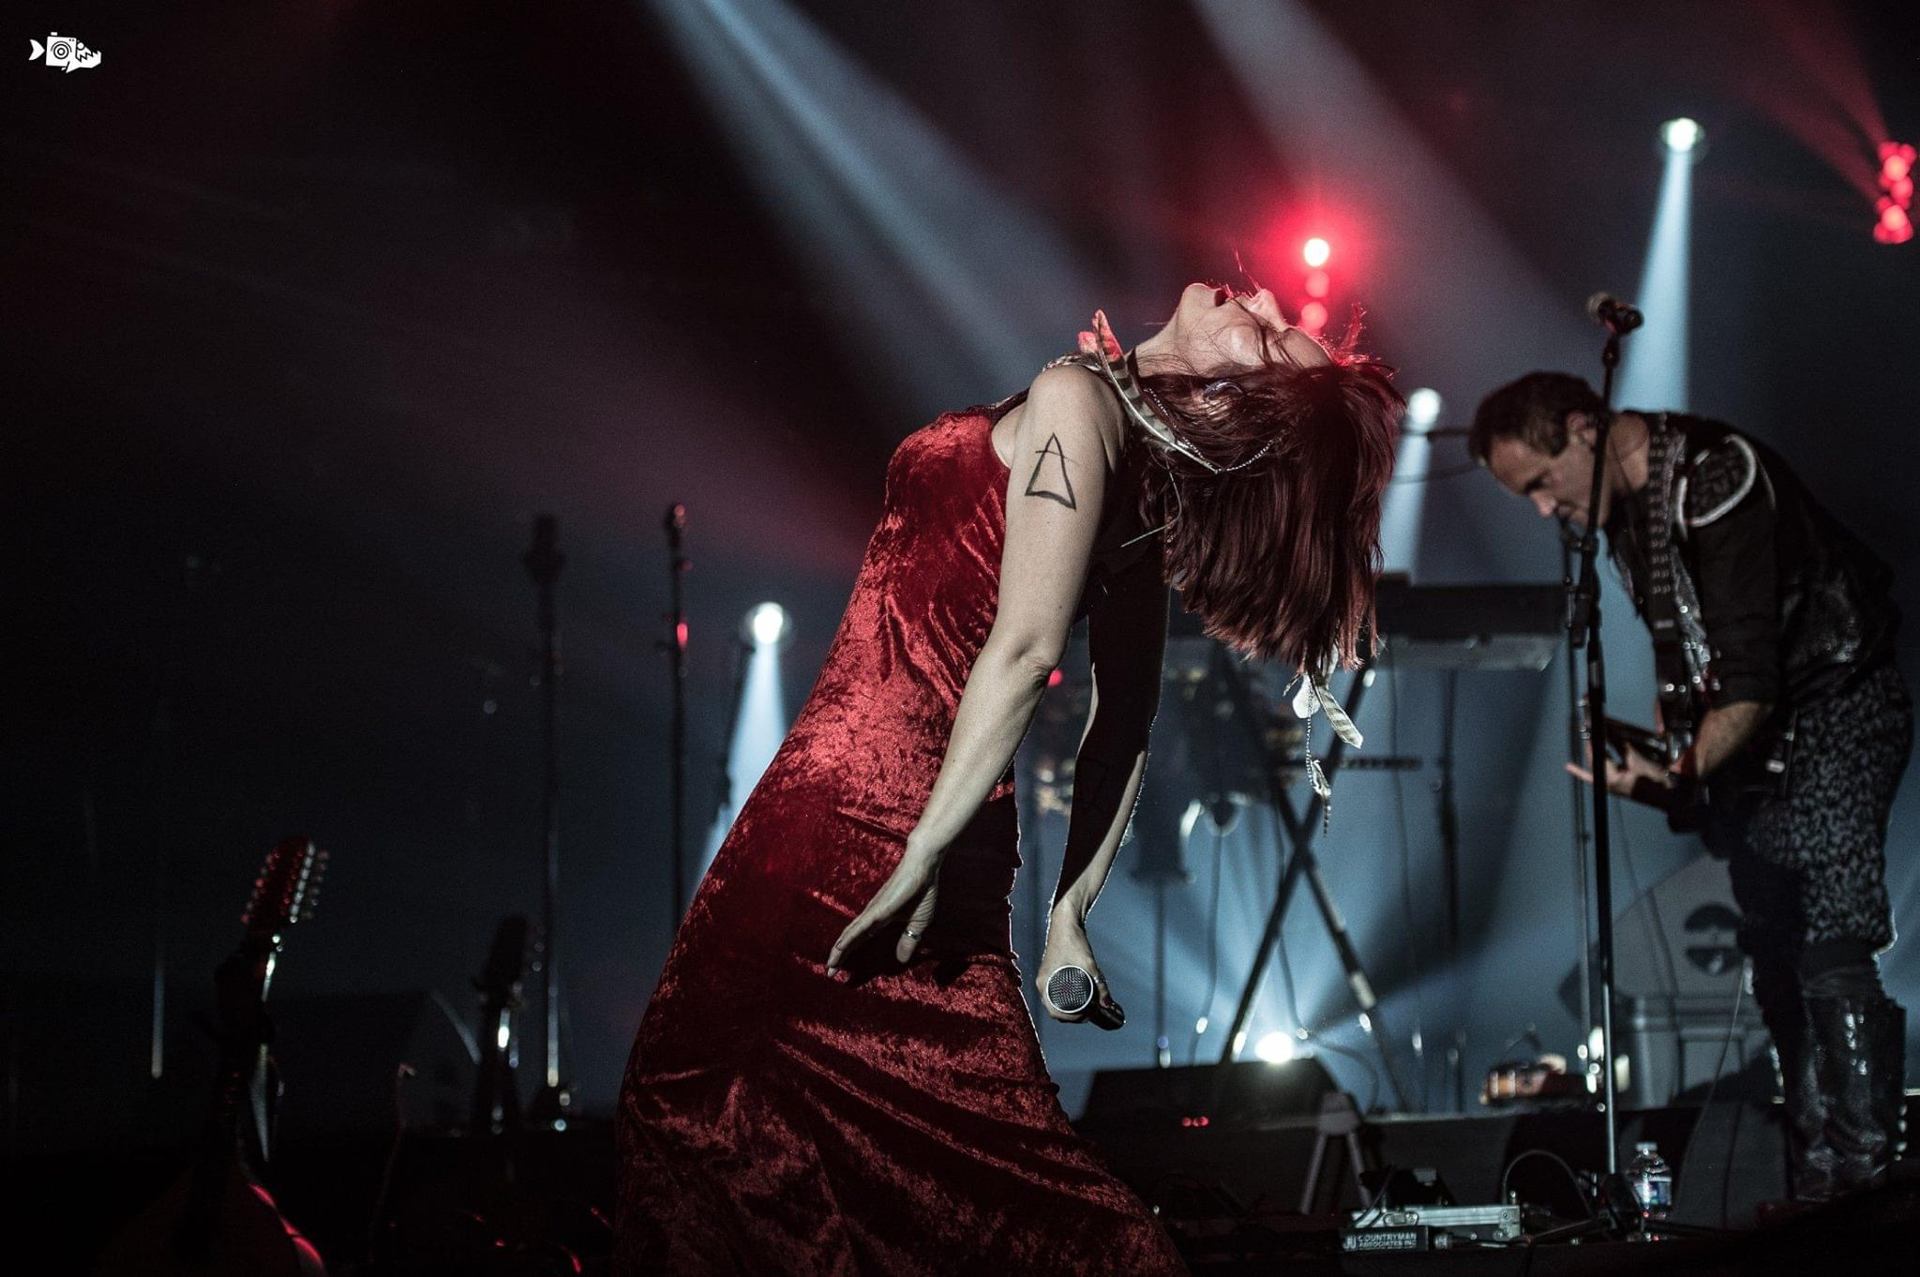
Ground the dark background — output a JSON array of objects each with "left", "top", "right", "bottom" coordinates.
[{"left": 6, "top": 0, "right": 1918, "bottom": 1137}]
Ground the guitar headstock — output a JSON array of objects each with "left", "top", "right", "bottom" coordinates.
[{"left": 241, "top": 835, "right": 328, "bottom": 939}]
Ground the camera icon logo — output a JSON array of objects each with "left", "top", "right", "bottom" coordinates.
[{"left": 30, "top": 33, "right": 102, "bottom": 72}]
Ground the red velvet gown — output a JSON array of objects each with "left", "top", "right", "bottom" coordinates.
[{"left": 616, "top": 401, "right": 1186, "bottom": 1275}]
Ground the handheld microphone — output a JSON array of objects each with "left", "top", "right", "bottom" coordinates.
[
  {"left": 1585, "top": 293, "right": 1644, "bottom": 334},
  {"left": 1044, "top": 965, "right": 1124, "bottom": 1030}
]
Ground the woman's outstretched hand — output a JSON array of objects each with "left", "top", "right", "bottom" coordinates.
[
  {"left": 1036, "top": 910, "right": 1122, "bottom": 1025},
  {"left": 827, "top": 838, "right": 942, "bottom": 974}
]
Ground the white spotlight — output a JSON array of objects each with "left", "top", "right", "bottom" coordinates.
[
  {"left": 1254, "top": 1031, "right": 1297, "bottom": 1064},
  {"left": 707, "top": 602, "right": 797, "bottom": 871},
  {"left": 747, "top": 602, "right": 790, "bottom": 648},
  {"left": 1405, "top": 387, "right": 1442, "bottom": 430},
  {"left": 1661, "top": 117, "right": 1703, "bottom": 155}
]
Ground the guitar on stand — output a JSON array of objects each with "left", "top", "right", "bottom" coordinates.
[
  {"left": 96, "top": 837, "right": 329, "bottom": 1277},
  {"left": 471, "top": 914, "right": 529, "bottom": 1135}
]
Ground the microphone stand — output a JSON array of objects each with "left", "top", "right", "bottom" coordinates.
[
  {"left": 708, "top": 635, "right": 755, "bottom": 846},
  {"left": 663, "top": 504, "right": 689, "bottom": 924},
  {"left": 524, "top": 516, "right": 572, "bottom": 1124},
  {"left": 1561, "top": 524, "right": 1597, "bottom": 1102},
  {"left": 1569, "top": 323, "right": 1629, "bottom": 1178},
  {"left": 1435, "top": 671, "right": 1465, "bottom": 1112}
]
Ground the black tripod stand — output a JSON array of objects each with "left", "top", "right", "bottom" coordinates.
[{"left": 1210, "top": 653, "right": 1416, "bottom": 1112}]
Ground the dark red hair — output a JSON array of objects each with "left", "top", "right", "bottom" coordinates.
[{"left": 1135, "top": 334, "right": 1401, "bottom": 673}]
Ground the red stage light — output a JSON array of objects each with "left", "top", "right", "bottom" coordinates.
[
  {"left": 1300, "top": 300, "right": 1329, "bottom": 332},
  {"left": 1876, "top": 203, "right": 1914, "bottom": 245},
  {"left": 1872, "top": 144, "right": 1913, "bottom": 244},
  {"left": 1302, "top": 236, "right": 1331, "bottom": 268},
  {"left": 1304, "top": 269, "right": 1330, "bottom": 299}
]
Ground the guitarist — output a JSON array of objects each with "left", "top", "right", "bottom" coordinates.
[{"left": 1470, "top": 372, "right": 1909, "bottom": 1202}]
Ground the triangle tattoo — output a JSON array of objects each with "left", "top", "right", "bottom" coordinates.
[{"left": 1024, "top": 433, "right": 1077, "bottom": 509}]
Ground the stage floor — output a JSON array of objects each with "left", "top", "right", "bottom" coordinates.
[{"left": 28, "top": 1098, "right": 1919, "bottom": 1273}]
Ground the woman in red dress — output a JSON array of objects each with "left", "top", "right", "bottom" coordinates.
[{"left": 617, "top": 284, "right": 1402, "bottom": 1274}]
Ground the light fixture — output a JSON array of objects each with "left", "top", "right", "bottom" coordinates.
[
  {"left": 1405, "top": 388, "right": 1442, "bottom": 430},
  {"left": 1254, "top": 1031, "right": 1297, "bottom": 1064},
  {"left": 1660, "top": 117, "right": 1703, "bottom": 155},
  {"left": 745, "top": 602, "right": 790, "bottom": 647},
  {"left": 1876, "top": 142, "right": 1916, "bottom": 245}
]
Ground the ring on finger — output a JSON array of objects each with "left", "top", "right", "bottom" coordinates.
[{"left": 902, "top": 928, "right": 923, "bottom": 940}]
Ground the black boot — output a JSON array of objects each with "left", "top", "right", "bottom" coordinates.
[
  {"left": 1809, "top": 995, "right": 1907, "bottom": 1193},
  {"left": 1753, "top": 961, "right": 1837, "bottom": 1201},
  {"left": 1774, "top": 1006, "right": 1838, "bottom": 1201}
]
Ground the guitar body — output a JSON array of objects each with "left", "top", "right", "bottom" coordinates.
[{"left": 94, "top": 1158, "right": 324, "bottom": 1277}]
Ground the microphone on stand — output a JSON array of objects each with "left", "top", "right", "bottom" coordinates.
[
  {"left": 1044, "top": 965, "right": 1125, "bottom": 1030},
  {"left": 1585, "top": 293, "right": 1644, "bottom": 334}
]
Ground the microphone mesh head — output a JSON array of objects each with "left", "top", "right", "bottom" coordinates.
[{"left": 1046, "top": 965, "right": 1095, "bottom": 1015}]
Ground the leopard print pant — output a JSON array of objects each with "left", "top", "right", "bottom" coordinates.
[{"left": 1705, "top": 663, "right": 1912, "bottom": 956}]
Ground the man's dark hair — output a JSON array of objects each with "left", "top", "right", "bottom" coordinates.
[{"left": 1468, "top": 372, "right": 1604, "bottom": 465}]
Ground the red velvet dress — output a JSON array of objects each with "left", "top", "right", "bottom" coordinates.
[{"left": 616, "top": 402, "right": 1186, "bottom": 1275}]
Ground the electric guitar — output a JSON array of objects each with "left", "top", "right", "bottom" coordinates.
[
  {"left": 1600, "top": 707, "right": 1796, "bottom": 835},
  {"left": 95, "top": 837, "right": 329, "bottom": 1277},
  {"left": 1598, "top": 714, "right": 1706, "bottom": 832},
  {"left": 1601, "top": 715, "right": 1686, "bottom": 769}
]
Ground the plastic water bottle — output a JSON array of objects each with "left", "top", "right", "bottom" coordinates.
[{"left": 1626, "top": 1141, "right": 1673, "bottom": 1239}]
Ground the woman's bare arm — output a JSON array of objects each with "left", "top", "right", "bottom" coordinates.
[
  {"left": 1036, "top": 551, "right": 1166, "bottom": 1021},
  {"left": 1053, "top": 554, "right": 1166, "bottom": 923},
  {"left": 827, "top": 364, "right": 1125, "bottom": 971}
]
